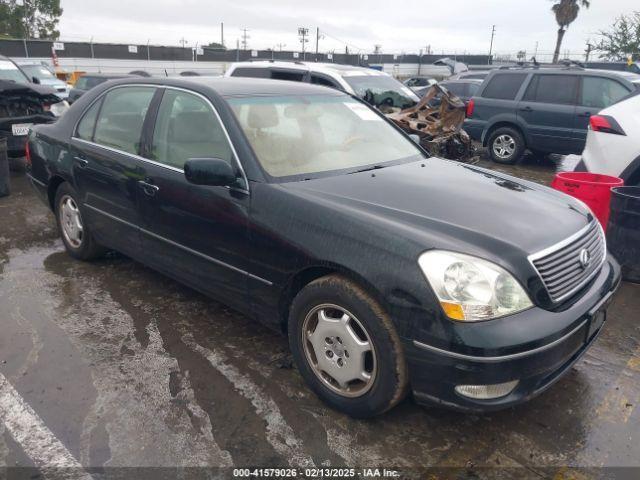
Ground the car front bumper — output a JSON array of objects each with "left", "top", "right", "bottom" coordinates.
[{"left": 404, "top": 255, "right": 621, "bottom": 412}]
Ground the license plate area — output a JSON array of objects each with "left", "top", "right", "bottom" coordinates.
[
  {"left": 11, "top": 123, "right": 33, "bottom": 136},
  {"left": 587, "top": 309, "right": 606, "bottom": 341}
]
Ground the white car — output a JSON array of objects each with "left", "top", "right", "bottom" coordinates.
[
  {"left": 224, "top": 61, "right": 419, "bottom": 110},
  {"left": 575, "top": 91, "right": 640, "bottom": 185}
]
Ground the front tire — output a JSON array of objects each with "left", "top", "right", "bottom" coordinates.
[
  {"left": 488, "top": 127, "right": 525, "bottom": 165},
  {"left": 288, "top": 275, "right": 408, "bottom": 418},
  {"left": 55, "top": 182, "right": 106, "bottom": 261}
]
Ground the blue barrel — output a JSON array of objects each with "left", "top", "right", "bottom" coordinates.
[{"left": 607, "top": 186, "right": 640, "bottom": 283}]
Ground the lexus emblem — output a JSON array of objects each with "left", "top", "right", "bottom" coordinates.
[{"left": 579, "top": 249, "right": 591, "bottom": 269}]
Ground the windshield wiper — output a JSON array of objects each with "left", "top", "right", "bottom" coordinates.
[{"left": 349, "top": 165, "right": 386, "bottom": 174}]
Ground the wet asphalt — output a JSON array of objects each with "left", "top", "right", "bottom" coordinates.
[{"left": 0, "top": 155, "right": 639, "bottom": 479}]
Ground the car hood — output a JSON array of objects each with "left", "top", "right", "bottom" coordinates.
[{"left": 284, "top": 158, "right": 591, "bottom": 256}]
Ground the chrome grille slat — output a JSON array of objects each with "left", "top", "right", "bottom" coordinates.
[
  {"left": 529, "top": 221, "right": 606, "bottom": 303},
  {"left": 541, "top": 237, "right": 603, "bottom": 281},
  {"left": 534, "top": 224, "right": 598, "bottom": 265},
  {"left": 536, "top": 233, "right": 600, "bottom": 273}
]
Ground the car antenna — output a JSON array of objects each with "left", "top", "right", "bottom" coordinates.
[{"left": 165, "top": 69, "right": 168, "bottom": 77}]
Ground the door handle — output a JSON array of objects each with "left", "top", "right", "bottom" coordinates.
[
  {"left": 519, "top": 106, "right": 533, "bottom": 113},
  {"left": 138, "top": 180, "right": 159, "bottom": 196},
  {"left": 74, "top": 156, "right": 89, "bottom": 168},
  {"left": 578, "top": 111, "right": 592, "bottom": 118}
]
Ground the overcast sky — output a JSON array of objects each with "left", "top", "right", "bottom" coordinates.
[{"left": 57, "top": 0, "right": 638, "bottom": 59}]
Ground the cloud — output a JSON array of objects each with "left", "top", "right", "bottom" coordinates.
[{"left": 57, "top": 0, "right": 638, "bottom": 58}]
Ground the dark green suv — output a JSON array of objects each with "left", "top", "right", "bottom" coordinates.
[{"left": 464, "top": 67, "right": 640, "bottom": 164}]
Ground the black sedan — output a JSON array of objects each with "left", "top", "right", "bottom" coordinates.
[{"left": 26, "top": 77, "right": 620, "bottom": 417}]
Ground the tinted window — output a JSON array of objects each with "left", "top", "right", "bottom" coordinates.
[
  {"left": 76, "top": 98, "right": 102, "bottom": 141},
  {"left": 93, "top": 87, "right": 155, "bottom": 155},
  {"left": 581, "top": 76, "right": 629, "bottom": 109},
  {"left": 482, "top": 73, "right": 527, "bottom": 100},
  {"left": 311, "top": 74, "right": 339, "bottom": 89},
  {"left": 523, "top": 74, "right": 578, "bottom": 105},
  {"left": 271, "top": 70, "right": 305, "bottom": 82},
  {"left": 230, "top": 67, "right": 270, "bottom": 79},
  {"left": 150, "top": 89, "right": 233, "bottom": 170},
  {"left": 468, "top": 83, "right": 480, "bottom": 96}
]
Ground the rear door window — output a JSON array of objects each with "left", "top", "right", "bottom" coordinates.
[
  {"left": 523, "top": 74, "right": 578, "bottom": 105},
  {"left": 580, "top": 76, "right": 630, "bottom": 109},
  {"left": 93, "top": 86, "right": 155, "bottom": 155},
  {"left": 481, "top": 73, "right": 528, "bottom": 100}
]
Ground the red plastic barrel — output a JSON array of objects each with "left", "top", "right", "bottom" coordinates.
[{"left": 551, "top": 172, "right": 624, "bottom": 231}]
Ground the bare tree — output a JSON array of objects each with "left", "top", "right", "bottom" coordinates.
[{"left": 550, "top": 0, "right": 590, "bottom": 63}]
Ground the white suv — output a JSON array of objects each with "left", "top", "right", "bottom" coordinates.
[
  {"left": 574, "top": 91, "right": 640, "bottom": 185},
  {"left": 224, "top": 61, "right": 419, "bottom": 111}
]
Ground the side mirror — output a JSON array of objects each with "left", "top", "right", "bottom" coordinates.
[
  {"left": 184, "top": 158, "right": 237, "bottom": 187},
  {"left": 32, "top": 76, "right": 41, "bottom": 84}
]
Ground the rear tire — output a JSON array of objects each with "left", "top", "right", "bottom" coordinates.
[
  {"left": 288, "top": 275, "right": 408, "bottom": 418},
  {"left": 54, "top": 182, "right": 106, "bottom": 261},
  {"left": 488, "top": 127, "right": 525, "bottom": 165}
]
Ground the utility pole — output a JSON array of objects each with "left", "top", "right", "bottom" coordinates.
[
  {"left": 221, "top": 22, "right": 224, "bottom": 47},
  {"left": 146, "top": 39, "right": 150, "bottom": 62},
  {"left": 241, "top": 29, "right": 250, "bottom": 50},
  {"left": 298, "top": 27, "right": 309, "bottom": 60},
  {"left": 488, "top": 25, "right": 496, "bottom": 65},
  {"left": 179, "top": 37, "right": 188, "bottom": 48},
  {"left": 585, "top": 41, "right": 593, "bottom": 62},
  {"left": 276, "top": 43, "right": 286, "bottom": 51},
  {"left": 418, "top": 48, "right": 423, "bottom": 76},
  {"left": 315, "top": 27, "right": 320, "bottom": 56}
]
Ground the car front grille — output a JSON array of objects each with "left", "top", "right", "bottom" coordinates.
[{"left": 530, "top": 221, "right": 606, "bottom": 303}]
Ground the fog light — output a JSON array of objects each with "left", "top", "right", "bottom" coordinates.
[{"left": 455, "top": 380, "right": 519, "bottom": 400}]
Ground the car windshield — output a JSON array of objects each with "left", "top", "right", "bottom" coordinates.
[
  {"left": 0, "top": 60, "right": 30, "bottom": 84},
  {"left": 228, "top": 95, "right": 424, "bottom": 179},
  {"left": 21, "top": 64, "right": 56, "bottom": 80},
  {"left": 342, "top": 75, "right": 419, "bottom": 111}
]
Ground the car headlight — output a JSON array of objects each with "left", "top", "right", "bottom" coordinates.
[
  {"left": 418, "top": 250, "right": 533, "bottom": 321},
  {"left": 49, "top": 100, "right": 69, "bottom": 117}
]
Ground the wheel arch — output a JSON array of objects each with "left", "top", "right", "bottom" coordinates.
[
  {"left": 620, "top": 154, "right": 640, "bottom": 186},
  {"left": 47, "top": 175, "right": 68, "bottom": 211},
  {"left": 483, "top": 120, "right": 528, "bottom": 147},
  {"left": 278, "top": 263, "right": 389, "bottom": 334}
]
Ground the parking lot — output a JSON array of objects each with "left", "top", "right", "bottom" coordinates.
[{"left": 0, "top": 155, "right": 638, "bottom": 479}]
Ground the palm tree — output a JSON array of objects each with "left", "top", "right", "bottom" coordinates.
[{"left": 551, "top": 0, "right": 590, "bottom": 63}]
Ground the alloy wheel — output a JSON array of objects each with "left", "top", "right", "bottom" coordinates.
[
  {"left": 302, "top": 304, "right": 377, "bottom": 398},
  {"left": 60, "top": 195, "right": 84, "bottom": 249},
  {"left": 493, "top": 134, "right": 516, "bottom": 160}
]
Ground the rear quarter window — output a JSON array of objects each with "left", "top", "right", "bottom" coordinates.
[
  {"left": 481, "top": 73, "right": 528, "bottom": 100},
  {"left": 229, "top": 67, "right": 271, "bottom": 79}
]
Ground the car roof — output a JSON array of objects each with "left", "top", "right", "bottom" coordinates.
[
  {"left": 81, "top": 73, "right": 137, "bottom": 79},
  {"left": 229, "top": 60, "right": 388, "bottom": 77},
  {"left": 488, "top": 67, "right": 636, "bottom": 80},
  {"left": 104, "top": 76, "right": 348, "bottom": 97},
  {"left": 442, "top": 78, "right": 483, "bottom": 84}
]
